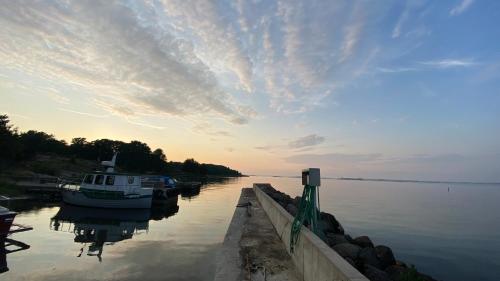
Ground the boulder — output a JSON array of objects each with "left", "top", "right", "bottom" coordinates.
[
  {"left": 358, "top": 247, "right": 382, "bottom": 269},
  {"left": 374, "top": 245, "right": 396, "bottom": 269},
  {"left": 353, "top": 236, "right": 374, "bottom": 248},
  {"left": 385, "top": 265, "right": 408, "bottom": 280},
  {"left": 363, "top": 265, "right": 392, "bottom": 281},
  {"left": 344, "top": 234, "right": 354, "bottom": 243},
  {"left": 332, "top": 243, "right": 361, "bottom": 260},
  {"left": 269, "top": 191, "right": 293, "bottom": 207},
  {"left": 319, "top": 212, "right": 344, "bottom": 234},
  {"left": 292, "top": 196, "right": 301, "bottom": 208},
  {"left": 285, "top": 203, "right": 298, "bottom": 216},
  {"left": 325, "top": 234, "right": 349, "bottom": 247}
]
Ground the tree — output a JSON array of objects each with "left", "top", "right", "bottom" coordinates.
[
  {"left": 0, "top": 115, "right": 21, "bottom": 164},
  {"left": 153, "top": 148, "right": 166, "bottom": 161}
]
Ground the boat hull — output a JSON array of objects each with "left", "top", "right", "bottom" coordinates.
[{"left": 62, "top": 190, "right": 152, "bottom": 209}]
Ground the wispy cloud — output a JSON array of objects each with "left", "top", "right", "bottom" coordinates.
[
  {"left": 377, "top": 67, "right": 418, "bottom": 73},
  {"left": 450, "top": 0, "right": 475, "bottom": 16},
  {"left": 58, "top": 108, "right": 107, "bottom": 118},
  {"left": 392, "top": 8, "right": 409, "bottom": 38},
  {"left": 339, "top": 22, "right": 363, "bottom": 62},
  {"left": 420, "top": 59, "right": 477, "bottom": 68},
  {"left": 0, "top": 1, "right": 254, "bottom": 126},
  {"left": 288, "top": 134, "right": 325, "bottom": 149}
]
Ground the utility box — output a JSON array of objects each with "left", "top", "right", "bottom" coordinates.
[{"left": 302, "top": 168, "right": 321, "bottom": 186}]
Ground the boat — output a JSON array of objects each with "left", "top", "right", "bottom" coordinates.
[
  {"left": 0, "top": 207, "right": 16, "bottom": 237},
  {"left": 59, "top": 153, "right": 153, "bottom": 209}
]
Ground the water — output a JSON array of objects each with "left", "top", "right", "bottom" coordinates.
[{"left": 1, "top": 176, "right": 500, "bottom": 281}]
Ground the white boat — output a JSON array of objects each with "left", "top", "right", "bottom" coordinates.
[{"left": 60, "top": 153, "right": 153, "bottom": 209}]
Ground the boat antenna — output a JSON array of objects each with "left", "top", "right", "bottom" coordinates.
[{"left": 101, "top": 152, "right": 118, "bottom": 173}]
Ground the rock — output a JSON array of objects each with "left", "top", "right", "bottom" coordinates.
[
  {"left": 395, "top": 260, "right": 407, "bottom": 268},
  {"left": 385, "top": 265, "right": 408, "bottom": 280},
  {"left": 269, "top": 191, "right": 293, "bottom": 208},
  {"left": 344, "top": 234, "right": 353, "bottom": 243},
  {"left": 285, "top": 203, "right": 298, "bottom": 216},
  {"left": 358, "top": 247, "right": 382, "bottom": 269},
  {"left": 363, "top": 265, "right": 392, "bottom": 281},
  {"left": 319, "top": 212, "right": 344, "bottom": 234},
  {"left": 374, "top": 245, "right": 396, "bottom": 269},
  {"left": 292, "top": 196, "right": 301, "bottom": 208},
  {"left": 353, "top": 236, "right": 374, "bottom": 248},
  {"left": 419, "top": 273, "right": 439, "bottom": 281},
  {"left": 332, "top": 243, "right": 361, "bottom": 260},
  {"left": 325, "top": 234, "right": 349, "bottom": 247}
]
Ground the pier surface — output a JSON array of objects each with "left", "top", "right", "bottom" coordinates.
[{"left": 215, "top": 188, "right": 299, "bottom": 281}]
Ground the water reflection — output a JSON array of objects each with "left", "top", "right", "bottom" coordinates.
[
  {"left": 0, "top": 237, "right": 31, "bottom": 274},
  {"left": 50, "top": 204, "right": 150, "bottom": 262},
  {"left": 50, "top": 196, "right": 180, "bottom": 262}
]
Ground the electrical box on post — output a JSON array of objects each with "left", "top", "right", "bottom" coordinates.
[{"left": 301, "top": 168, "right": 321, "bottom": 186}]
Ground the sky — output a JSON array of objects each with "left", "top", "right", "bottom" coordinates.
[{"left": 1, "top": 0, "right": 499, "bottom": 181}]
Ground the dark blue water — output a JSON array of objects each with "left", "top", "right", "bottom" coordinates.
[{"left": 1, "top": 176, "right": 499, "bottom": 280}]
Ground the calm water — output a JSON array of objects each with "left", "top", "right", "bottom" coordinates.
[{"left": 1, "top": 176, "right": 500, "bottom": 281}]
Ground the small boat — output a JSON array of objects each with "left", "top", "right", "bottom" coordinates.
[
  {"left": 0, "top": 207, "right": 16, "bottom": 237},
  {"left": 60, "top": 153, "right": 153, "bottom": 209}
]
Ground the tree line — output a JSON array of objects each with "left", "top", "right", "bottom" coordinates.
[{"left": 0, "top": 114, "right": 241, "bottom": 176}]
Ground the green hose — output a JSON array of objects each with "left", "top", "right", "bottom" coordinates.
[{"left": 290, "top": 184, "right": 320, "bottom": 252}]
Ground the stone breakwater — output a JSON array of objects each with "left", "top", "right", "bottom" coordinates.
[{"left": 258, "top": 184, "right": 438, "bottom": 281}]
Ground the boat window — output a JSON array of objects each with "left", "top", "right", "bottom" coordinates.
[
  {"left": 128, "top": 176, "right": 135, "bottom": 184},
  {"left": 83, "top": 174, "right": 94, "bottom": 184},
  {"left": 95, "top": 174, "right": 104, "bottom": 185},
  {"left": 105, "top": 175, "right": 115, "bottom": 185}
]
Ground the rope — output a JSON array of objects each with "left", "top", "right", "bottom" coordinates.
[{"left": 290, "top": 184, "right": 320, "bottom": 252}]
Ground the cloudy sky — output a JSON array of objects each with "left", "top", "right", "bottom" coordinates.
[{"left": 1, "top": 0, "right": 499, "bottom": 181}]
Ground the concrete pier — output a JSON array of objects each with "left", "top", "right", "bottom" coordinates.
[{"left": 215, "top": 188, "right": 300, "bottom": 281}]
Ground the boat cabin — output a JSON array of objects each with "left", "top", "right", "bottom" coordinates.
[{"left": 81, "top": 173, "right": 142, "bottom": 189}]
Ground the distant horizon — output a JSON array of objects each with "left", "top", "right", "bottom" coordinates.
[{"left": 247, "top": 174, "right": 500, "bottom": 185}]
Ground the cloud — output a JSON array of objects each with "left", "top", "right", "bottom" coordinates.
[
  {"left": 377, "top": 67, "right": 418, "bottom": 73},
  {"left": 288, "top": 134, "right": 325, "bottom": 149},
  {"left": 58, "top": 108, "right": 107, "bottom": 118},
  {"left": 339, "top": 22, "right": 363, "bottom": 62},
  {"left": 450, "top": 0, "right": 475, "bottom": 16},
  {"left": 0, "top": 1, "right": 254, "bottom": 125},
  {"left": 392, "top": 8, "right": 409, "bottom": 38},
  {"left": 420, "top": 59, "right": 477, "bottom": 68}
]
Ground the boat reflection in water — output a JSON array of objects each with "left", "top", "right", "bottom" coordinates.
[{"left": 50, "top": 196, "right": 179, "bottom": 262}]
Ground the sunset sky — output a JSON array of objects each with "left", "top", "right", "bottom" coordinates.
[{"left": 1, "top": 0, "right": 499, "bottom": 181}]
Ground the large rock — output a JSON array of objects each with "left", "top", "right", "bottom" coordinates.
[
  {"left": 363, "top": 265, "right": 392, "bottom": 281},
  {"left": 386, "top": 265, "right": 438, "bottom": 281},
  {"left": 269, "top": 191, "right": 292, "bottom": 208},
  {"left": 285, "top": 203, "right": 298, "bottom": 216},
  {"left": 374, "top": 245, "right": 396, "bottom": 269},
  {"left": 332, "top": 243, "right": 361, "bottom": 260},
  {"left": 318, "top": 212, "right": 344, "bottom": 234},
  {"left": 325, "top": 234, "right": 349, "bottom": 247},
  {"left": 358, "top": 247, "right": 382, "bottom": 269},
  {"left": 353, "top": 236, "right": 374, "bottom": 248},
  {"left": 385, "top": 265, "right": 408, "bottom": 280},
  {"left": 292, "top": 196, "right": 301, "bottom": 208}
]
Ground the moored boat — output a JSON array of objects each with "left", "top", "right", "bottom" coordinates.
[{"left": 60, "top": 153, "right": 153, "bottom": 209}]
